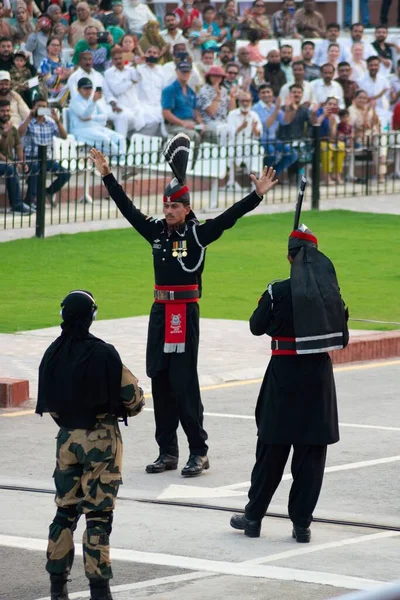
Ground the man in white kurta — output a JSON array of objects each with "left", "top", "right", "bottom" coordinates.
[
  {"left": 69, "top": 77, "right": 126, "bottom": 154},
  {"left": 358, "top": 56, "right": 391, "bottom": 127},
  {"left": 137, "top": 46, "right": 166, "bottom": 134}
]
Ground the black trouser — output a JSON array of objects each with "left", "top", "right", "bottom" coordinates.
[
  {"left": 151, "top": 352, "right": 208, "bottom": 457},
  {"left": 245, "top": 440, "right": 327, "bottom": 528}
]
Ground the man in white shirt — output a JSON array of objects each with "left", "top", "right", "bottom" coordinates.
[
  {"left": 359, "top": 55, "right": 390, "bottom": 127},
  {"left": 226, "top": 92, "right": 262, "bottom": 190},
  {"left": 68, "top": 51, "right": 134, "bottom": 139},
  {"left": 280, "top": 61, "right": 312, "bottom": 105},
  {"left": 123, "top": 0, "right": 156, "bottom": 36},
  {"left": 344, "top": 23, "right": 377, "bottom": 61},
  {"left": 161, "top": 13, "right": 187, "bottom": 48},
  {"left": 69, "top": 77, "right": 126, "bottom": 154},
  {"left": 310, "top": 63, "right": 345, "bottom": 108},
  {"left": 314, "top": 22, "right": 349, "bottom": 66},
  {"left": 136, "top": 46, "right": 166, "bottom": 135},
  {"left": 103, "top": 46, "right": 144, "bottom": 136}
]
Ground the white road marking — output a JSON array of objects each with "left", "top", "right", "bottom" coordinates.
[
  {"left": 246, "top": 531, "right": 400, "bottom": 565},
  {"left": 158, "top": 455, "right": 400, "bottom": 498},
  {"left": 0, "top": 534, "right": 384, "bottom": 592},
  {"left": 34, "top": 571, "right": 215, "bottom": 600}
]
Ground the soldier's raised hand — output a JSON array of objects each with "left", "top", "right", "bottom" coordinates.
[
  {"left": 89, "top": 148, "right": 111, "bottom": 177},
  {"left": 250, "top": 166, "right": 278, "bottom": 197}
]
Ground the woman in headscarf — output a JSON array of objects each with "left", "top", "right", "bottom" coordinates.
[
  {"left": 12, "top": 2, "right": 34, "bottom": 45},
  {"left": 36, "top": 289, "right": 144, "bottom": 600},
  {"left": 139, "top": 20, "right": 172, "bottom": 65}
]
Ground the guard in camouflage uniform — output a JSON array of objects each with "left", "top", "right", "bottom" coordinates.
[{"left": 36, "top": 290, "right": 144, "bottom": 600}]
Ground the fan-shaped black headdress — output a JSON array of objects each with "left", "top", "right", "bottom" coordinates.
[{"left": 163, "top": 133, "right": 191, "bottom": 204}]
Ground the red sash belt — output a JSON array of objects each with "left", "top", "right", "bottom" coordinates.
[
  {"left": 271, "top": 336, "right": 297, "bottom": 355},
  {"left": 154, "top": 285, "right": 199, "bottom": 353}
]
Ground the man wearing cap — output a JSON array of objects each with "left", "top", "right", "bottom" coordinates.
[
  {"left": 0, "top": 70, "right": 29, "bottom": 127},
  {"left": 36, "top": 290, "right": 144, "bottom": 600},
  {"left": 69, "top": 77, "right": 127, "bottom": 155},
  {"left": 89, "top": 138, "right": 278, "bottom": 478},
  {"left": 230, "top": 215, "right": 349, "bottom": 542},
  {"left": 25, "top": 14, "right": 53, "bottom": 70},
  {"left": 162, "top": 43, "right": 202, "bottom": 91}
]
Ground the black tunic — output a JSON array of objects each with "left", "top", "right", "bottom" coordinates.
[
  {"left": 250, "top": 278, "right": 345, "bottom": 446},
  {"left": 103, "top": 174, "right": 264, "bottom": 377}
]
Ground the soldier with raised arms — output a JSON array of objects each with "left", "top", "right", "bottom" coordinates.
[{"left": 90, "top": 137, "right": 278, "bottom": 478}]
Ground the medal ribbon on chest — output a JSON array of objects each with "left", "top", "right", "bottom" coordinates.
[{"left": 172, "top": 240, "right": 188, "bottom": 258}]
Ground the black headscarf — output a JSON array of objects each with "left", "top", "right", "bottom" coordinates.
[
  {"left": 36, "top": 290, "right": 123, "bottom": 429},
  {"left": 289, "top": 225, "right": 349, "bottom": 353}
]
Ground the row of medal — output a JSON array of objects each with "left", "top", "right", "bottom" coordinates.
[{"left": 172, "top": 241, "right": 188, "bottom": 258}]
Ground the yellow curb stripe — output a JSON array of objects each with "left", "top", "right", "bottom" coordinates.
[{"left": 1, "top": 359, "right": 399, "bottom": 418}]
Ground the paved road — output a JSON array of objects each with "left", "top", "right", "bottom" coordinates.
[{"left": 1, "top": 361, "right": 399, "bottom": 600}]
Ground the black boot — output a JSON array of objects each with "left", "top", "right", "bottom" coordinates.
[
  {"left": 230, "top": 514, "right": 262, "bottom": 538},
  {"left": 50, "top": 574, "right": 69, "bottom": 600},
  {"left": 145, "top": 453, "right": 178, "bottom": 473},
  {"left": 292, "top": 525, "right": 311, "bottom": 543},
  {"left": 89, "top": 580, "right": 113, "bottom": 600},
  {"left": 181, "top": 454, "right": 209, "bottom": 477}
]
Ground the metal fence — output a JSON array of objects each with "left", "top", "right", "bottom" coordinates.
[{"left": 2, "top": 131, "right": 400, "bottom": 234}]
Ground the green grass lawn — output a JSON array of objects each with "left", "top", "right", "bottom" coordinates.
[{"left": 1, "top": 210, "right": 399, "bottom": 333}]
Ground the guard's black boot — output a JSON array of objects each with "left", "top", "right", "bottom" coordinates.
[
  {"left": 181, "top": 454, "right": 209, "bottom": 477},
  {"left": 230, "top": 514, "right": 262, "bottom": 538},
  {"left": 292, "top": 525, "right": 311, "bottom": 543},
  {"left": 50, "top": 574, "right": 69, "bottom": 600},
  {"left": 89, "top": 580, "right": 113, "bottom": 600},
  {"left": 145, "top": 453, "right": 178, "bottom": 473}
]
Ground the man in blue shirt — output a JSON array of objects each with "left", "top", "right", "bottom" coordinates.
[
  {"left": 162, "top": 60, "right": 204, "bottom": 161},
  {"left": 252, "top": 84, "right": 281, "bottom": 170}
]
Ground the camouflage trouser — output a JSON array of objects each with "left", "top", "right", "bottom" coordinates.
[{"left": 46, "top": 415, "right": 122, "bottom": 581}]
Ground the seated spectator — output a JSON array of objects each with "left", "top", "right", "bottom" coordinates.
[
  {"left": 358, "top": 55, "right": 391, "bottom": 129},
  {"left": 336, "top": 61, "right": 358, "bottom": 108},
  {"left": 139, "top": 20, "right": 172, "bottom": 66},
  {"left": 310, "top": 63, "right": 345, "bottom": 109},
  {"left": 280, "top": 44, "right": 294, "bottom": 85},
  {"left": 314, "top": 96, "right": 345, "bottom": 184},
  {"left": 337, "top": 108, "right": 353, "bottom": 147},
  {"left": 349, "top": 42, "right": 367, "bottom": 84},
  {"left": 47, "top": 4, "right": 68, "bottom": 29},
  {"left": 242, "top": 1, "right": 272, "bottom": 39},
  {"left": 163, "top": 43, "right": 203, "bottom": 91},
  {"left": 371, "top": 25, "right": 392, "bottom": 76},
  {"left": 68, "top": 2, "right": 105, "bottom": 47},
  {"left": 315, "top": 23, "right": 348, "bottom": 66},
  {"left": 173, "top": 0, "right": 200, "bottom": 32},
  {"left": 294, "top": 0, "right": 325, "bottom": 39},
  {"left": 12, "top": 3, "right": 34, "bottom": 45},
  {"left": 226, "top": 91, "right": 262, "bottom": 189},
  {"left": 0, "top": 1, "right": 13, "bottom": 39},
  {"left": 252, "top": 84, "right": 281, "bottom": 168},
  {"left": 52, "top": 23, "right": 70, "bottom": 48},
  {"left": 68, "top": 51, "right": 112, "bottom": 104},
  {"left": 300, "top": 40, "right": 320, "bottom": 82},
  {"left": 73, "top": 25, "right": 112, "bottom": 73},
  {"left": 250, "top": 65, "right": 267, "bottom": 102},
  {"left": 197, "top": 48, "right": 215, "bottom": 79},
  {"left": 201, "top": 5, "right": 222, "bottom": 51},
  {"left": 214, "top": 12, "right": 231, "bottom": 45},
  {"left": 0, "top": 99, "right": 32, "bottom": 215},
  {"left": 390, "top": 59, "right": 400, "bottom": 108},
  {"left": 161, "top": 12, "right": 187, "bottom": 48},
  {"left": 162, "top": 60, "right": 205, "bottom": 158},
  {"left": 10, "top": 51, "right": 37, "bottom": 107},
  {"left": 216, "top": 43, "right": 234, "bottom": 68},
  {"left": 223, "top": 61, "right": 239, "bottom": 95},
  {"left": 275, "top": 84, "right": 309, "bottom": 176},
  {"left": 272, "top": 0, "right": 299, "bottom": 39},
  {"left": 120, "top": 33, "right": 143, "bottom": 65},
  {"left": 0, "top": 36, "right": 14, "bottom": 71},
  {"left": 222, "top": 0, "right": 240, "bottom": 32},
  {"left": 196, "top": 65, "right": 235, "bottom": 139},
  {"left": 245, "top": 29, "right": 266, "bottom": 65},
  {"left": 101, "top": 0, "right": 128, "bottom": 30},
  {"left": 39, "top": 37, "right": 72, "bottom": 103},
  {"left": 327, "top": 43, "right": 340, "bottom": 78},
  {"left": 25, "top": 15, "right": 53, "bottom": 70},
  {"left": 18, "top": 95, "right": 71, "bottom": 207},
  {"left": 136, "top": 45, "right": 165, "bottom": 135},
  {"left": 0, "top": 70, "right": 30, "bottom": 127},
  {"left": 263, "top": 49, "right": 286, "bottom": 98},
  {"left": 186, "top": 17, "right": 210, "bottom": 63},
  {"left": 344, "top": 23, "right": 377, "bottom": 62},
  {"left": 124, "top": 0, "right": 156, "bottom": 37},
  {"left": 237, "top": 46, "right": 252, "bottom": 88},
  {"left": 280, "top": 61, "right": 312, "bottom": 105},
  {"left": 69, "top": 77, "right": 127, "bottom": 155}
]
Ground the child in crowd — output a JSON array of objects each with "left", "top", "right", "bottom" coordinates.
[
  {"left": 245, "top": 29, "right": 266, "bottom": 63},
  {"left": 337, "top": 108, "right": 353, "bottom": 147},
  {"left": 9, "top": 51, "right": 36, "bottom": 106}
]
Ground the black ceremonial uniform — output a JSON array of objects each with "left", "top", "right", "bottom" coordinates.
[{"left": 103, "top": 173, "right": 265, "bottom": 460}]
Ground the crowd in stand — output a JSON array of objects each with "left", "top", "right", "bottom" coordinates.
[{"left": 1, "top": 0, "right": 400, "bottom": 213}]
